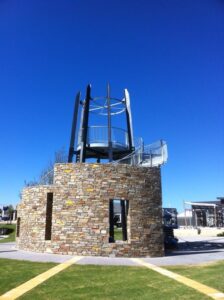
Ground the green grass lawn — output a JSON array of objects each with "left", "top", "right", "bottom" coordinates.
[
  {"left": 1, "top": 258, "right": 223, "bottom": 300},
  {"left": 114, "top": 227, "right": 123, "bottom": 241},
  {"left": 19, "top": 264, "right": 209, "bottom": 300},
  {"left": 0, "top": 224, "right": 16, "bottom": 243},
  {"left": 0, "top": 259, "right": 55, "bottom": 294},
  {"left": 166, "top": 260, "right": 224, "bottom": 293}
]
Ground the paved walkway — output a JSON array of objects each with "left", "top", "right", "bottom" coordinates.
[
  {"left": 1, "top": 237, "right": 224, "bottom": 300},
  {"left": 0, "top": 236, "right": 224, "bottom": 266}
]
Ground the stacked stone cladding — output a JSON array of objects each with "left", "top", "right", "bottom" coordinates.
[{"left": 16, "top": 163, "right": 164, "bottom": 257}]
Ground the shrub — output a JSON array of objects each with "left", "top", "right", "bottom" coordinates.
[{"left": 217, "top": 232, "right": 224, "bottom": 237}]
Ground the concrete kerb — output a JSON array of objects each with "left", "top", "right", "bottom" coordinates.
[{"left": 0, "top": 236, "right": 224, "bottom": 266}]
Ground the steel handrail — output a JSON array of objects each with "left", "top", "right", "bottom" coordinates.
[{"left": 77, "top": 126, "right": 129, "bottom": 148}]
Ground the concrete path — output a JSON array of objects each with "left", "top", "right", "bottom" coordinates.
[{"left": 0, "top": 236, "right": 224, "bottom": 266}]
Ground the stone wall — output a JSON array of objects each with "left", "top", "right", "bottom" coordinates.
[{"left": 16, "top": 163, "right": 164, "bottom": 257}]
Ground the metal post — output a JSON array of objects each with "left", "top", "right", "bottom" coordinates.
[
  {"left": 107, "top": 83, "right": 113, "bottom": 162},
  {"left": 121, "top": 200, "right": 127, "bottom": 241},
  {"left": 184, "top": 201, "right": 187, "bottom": 227},
  {"left": 195, "top": 210, "right": 198, "bottom": 227},
  {"left": 68, "top": 92, "right": 81, "bottom": 163},
  {"left": 161, "top": 140, "right": 164, "bottom": 164},
  {"left": 109, "top": 200, "right": 114, "bottom": 242},
  {"left": 140, "top": 138, "right": 144, "bottom": 164},
  {"left": 124, "top": 89, "right": 134, "bottom": 152},
  {"left": 80, "top": 85, "right": 91, "bottom": 162},
  {"left": 150, "top": 150, "right": 152, "bottom": 167},
  {"left": 214, "top": 205, "right": 217, "bottom": 227}
]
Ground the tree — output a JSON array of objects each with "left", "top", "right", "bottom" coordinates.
[{"left": 6, "top": 205, "right": 14, "bottom": 224}]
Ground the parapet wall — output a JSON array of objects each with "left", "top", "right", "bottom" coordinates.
[{"left": 16, "top": 163, "right": 164, "bottom": 257}]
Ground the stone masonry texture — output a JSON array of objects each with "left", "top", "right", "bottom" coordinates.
[{"left": 16, "top": 163, "right": 164, "bottom": 257}]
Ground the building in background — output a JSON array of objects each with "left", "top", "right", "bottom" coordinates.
[
  {"left": 0, "top": 205, "right": 17, "bottom": 221},
  {"left": 179, "top": 197, "right": 224, "bottom": 228}
]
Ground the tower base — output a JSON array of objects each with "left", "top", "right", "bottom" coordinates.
[{"left": 16, "top": 163, "right": 164, "bottom": 257}]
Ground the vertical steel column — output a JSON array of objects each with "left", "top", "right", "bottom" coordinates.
[
  {"left": 124, "top": 89, "right": 134, "bottom": 152},
  {"left": 80, "top": 85, "right": 91, "bottom": 162},
  {"left": 214, "top": 206, "right": 217, "bottom": 227},
  {"left": 109, "top": 200, "right": 114, "bottom": 242},
  {"left": 107, "top": 83, "right": 113, "bottom": 162},
  {"left": 121, "top": 200, "right": 127, "bottom": 241},
  {"left": 68, "top": 92, "right": 81, "bottom": 163}
]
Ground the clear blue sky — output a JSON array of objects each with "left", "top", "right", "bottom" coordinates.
[{"left": 0, "top": 0, "right": 223, "bottom": 212}]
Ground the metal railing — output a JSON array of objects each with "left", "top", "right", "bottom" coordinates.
[
  {"left": 78, "top": 126, "right": 130, "bottom": 149},
  {"left": 113, "top": 140, "right": 168, "bottom": 167}
]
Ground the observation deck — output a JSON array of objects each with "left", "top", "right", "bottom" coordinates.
[
  {"left": 77, "top": 126, "right": 133, "bottom": 160},
  {"left": 76, "top": 126, "right": 168, "bottom": 166}
]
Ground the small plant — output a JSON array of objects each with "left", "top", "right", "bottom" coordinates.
[{"left": 217, "top": 231, "right": 224, "bottom": 237}]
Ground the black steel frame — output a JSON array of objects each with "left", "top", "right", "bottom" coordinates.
[{"left": 68, "top": 84, "right": 134, "bottom": 163}]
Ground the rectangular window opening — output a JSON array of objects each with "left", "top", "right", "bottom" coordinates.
[
  {"left": 16, "top": 217, "right": 21, "bottom": 237},
  {"left": 109, "top": 199, "right": 129, "bottom": 243},
  {"left": 45, "top": 192, "right": 53, "bottom": 240}
]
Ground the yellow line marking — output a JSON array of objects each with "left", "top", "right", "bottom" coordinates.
[
  {"left": 131, "top": 258, "right": 224, "bottom": 300},
  {"left": 0, "top": 256, "right": 82, "bottom": 300}
]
